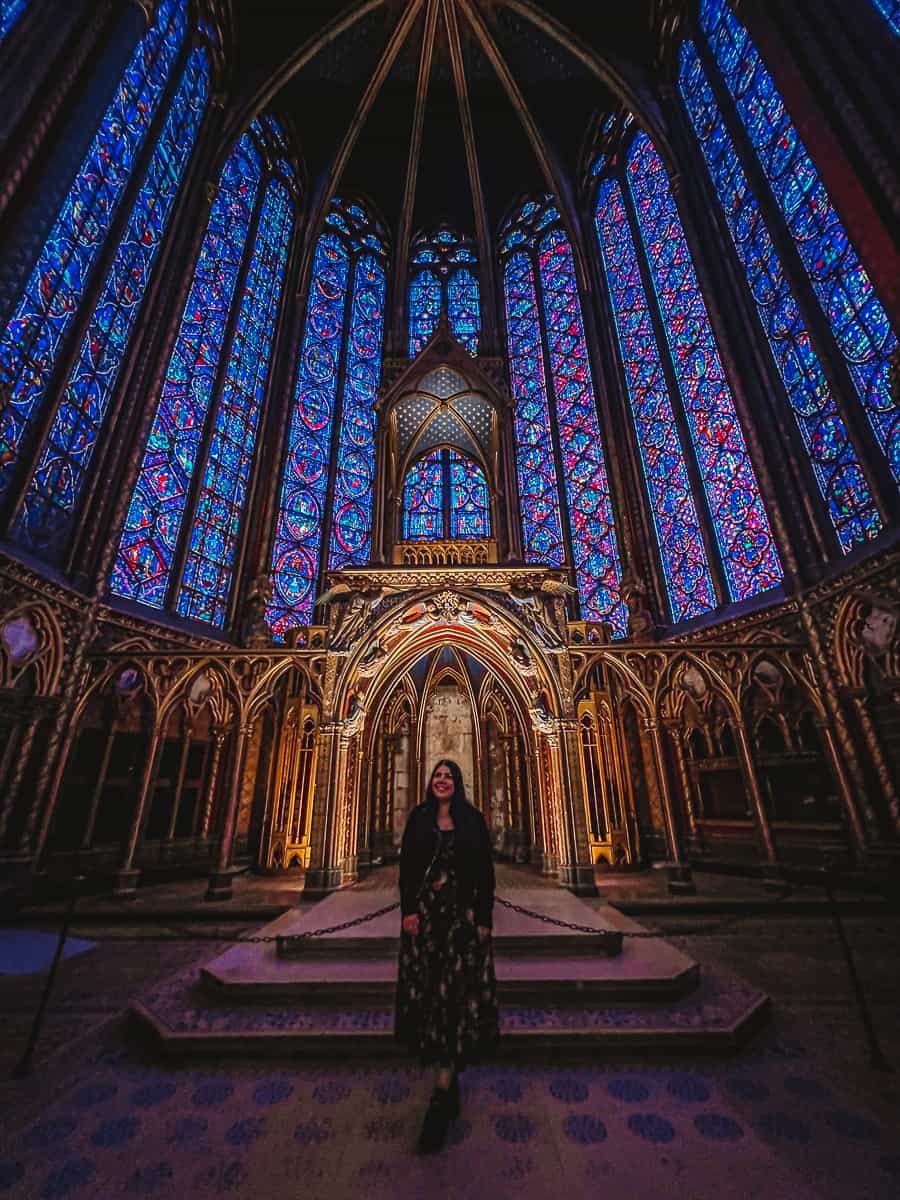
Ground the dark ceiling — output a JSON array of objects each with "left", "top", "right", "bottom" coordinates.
[{"left": 226, "top": 0, "right": 659, "bottom": 248}]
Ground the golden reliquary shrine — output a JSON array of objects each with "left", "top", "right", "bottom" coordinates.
[{"left": 0, "top": 0, "right": 898, "bottom": 905}]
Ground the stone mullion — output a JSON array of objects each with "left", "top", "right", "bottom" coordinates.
[
  {"left": 575, "top": 200, "right": 650, "bottom": 603},
  {"left": 528, "top": 248, "right": 582, "bottom": 607},
  {"left": 662, "top": 80, "right": 832, "bottom": 583},
  {"left": 314, "top": 251, "right": 357, "bottom": 600},
  {"left": 166, "top": 167, "right": 268, "bottom": 614},
  {"left": 690, "top": 31, "right": 900, "bottom": 537},
  {"left": 1, "top": 32, "right": 194, "bottom": 547},
  {"left": 234, "top": 187, "right": 306, "bottom": 619},
  {"left": 579, "top": 189, "right": 673, "bottom": 626},
  {"left": 618, "top": 155, "right": 730, "bottom": 610},
  {"left": 81, "top": 100, "right": 228, "bottom": 596}
]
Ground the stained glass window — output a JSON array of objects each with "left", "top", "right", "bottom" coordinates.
[
  {"left": 449, "top": 452, "right": 490, "bottom": 539},
  {"left": 502, "top": 253, "right": 565, "bottom": 567},
  {"left": 403, "top": 452, "right": 444, "bottom": 540},
  {"left": 594, "top": 176, "right": 717, "bottom": 622},
  {"left": 328, "top": 252, "right": 386, "bottom": 570},
  {"left": 14, "top": 47, "right": 209, "bottom": 558},
  {"left": 678, "top": 39, "right": 882, "bottom": 552},
  {"left": 408, "top": 227, "right": 480, "bottom": 356},
  {"left": 176, "top": 177, "right": 294, "bottom": 626},
  {"left": 870, "top": 0, "right": 900, "bottom": 35},
  {"left": 0, "top": 0, "right": 186, "bottom": 503},
  {"left": 111, "top": 131, "right": 264, "bottom": 609},
  {"left": 626, "top": 131, "right": 783, "bottom": 601},
  {"left": 500, "top": 199, "right": 625, "bottom": 632},
  {"left": 268, "top": 198, "right": 388, "bottom": 638},
  {"left": 402, "top": 448, "right": 490, "bottom": 540},
  {"left": 0, "top": 0, "right": 28, "bottom": 42},
  {"left": 408, "top": 269, "right": 441, "bottom": 357},
  {"left": 699, "top": 0, "right": 899, "bottom": 488}
]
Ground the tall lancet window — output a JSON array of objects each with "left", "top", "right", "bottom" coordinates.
[
  {"left": 0, "top": 0, "right": 29, "bottom": 43},
  {"left": 0, "top": 0, "right": 201, "bottom": 543},
  {"left": 112, "top": 119, "right": 297, "bottom": 628},
  {"left": 408, "top": 227, "right": 480, "bottom": 356},
  {"left": 268, "top": 198, "right": 388, "bottom": 639},
  {"left": 500, "top": 197, "right": 625, "bottom": 632},
  {"left": 593, "top": 125, "right": 782, "bottom": 616},
  {"left": 680, "top": 0, "right": 896, "bottom": 550},
  {"left": 681, "top": 1, "right": 897, "bottom": 549}
]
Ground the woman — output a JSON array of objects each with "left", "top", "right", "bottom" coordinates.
[{"left": 395, "top": 759, "right": 499, "bottom": 1153}]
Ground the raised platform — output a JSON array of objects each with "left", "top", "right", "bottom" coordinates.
[{"left": 130, "top": 884, "right": 770, "bottom": 1057}]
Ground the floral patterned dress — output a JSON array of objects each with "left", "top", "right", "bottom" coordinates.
[{"left": 395, "top": 828, "right": 499, "bottom": 1067}]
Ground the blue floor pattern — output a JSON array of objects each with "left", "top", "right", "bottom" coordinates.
[{"left": 0, "top": 1034, "right": 898, "bottom": 1200}]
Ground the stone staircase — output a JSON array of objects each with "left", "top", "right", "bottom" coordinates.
[{"left": 130, "top": 887, "right": 770, "bottom": 1058}]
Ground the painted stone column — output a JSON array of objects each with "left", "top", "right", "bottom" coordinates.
[
  {"left": 205, "top": 721, "right": 253, "bottom": 901},
  {"left": 555, "top": 718, "right": 598, "bottom": 896},
  {"left": 643, "top": 716, "right": 695, "bottom": 895},
  {"left": 304, "top": 722, "right": 344, "bottom": 897},
  {"left": 113, "top": 727, "right": 163, "bottom": 898}
]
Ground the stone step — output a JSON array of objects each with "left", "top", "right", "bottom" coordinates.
[
  {"left": 276, "top": 931, "right": 623, "bottom": 959},
  {"left": 200, "top": 953, "right": 699, "bottom": 1004},
  {"left": 131, "top": 966, "right": 769, "bottom": 1059}
]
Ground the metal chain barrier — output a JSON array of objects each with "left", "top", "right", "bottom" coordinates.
[{"left": 63, "top": 888, "right": 794, "bottom": 944}]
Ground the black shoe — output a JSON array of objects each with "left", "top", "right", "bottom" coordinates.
[
  {"left": 417, "top": 1087, "right": 451, "bottom": 1154},
  {"left": 446, "top": 1072, "right": 460, "bottom": 1120}
]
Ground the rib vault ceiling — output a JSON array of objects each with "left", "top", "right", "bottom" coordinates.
[{"left": 225, "top": 0, "right": 665, "bottom": 274}]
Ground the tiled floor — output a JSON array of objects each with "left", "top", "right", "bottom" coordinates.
[
  {"left": 1, "top": 868, "right": 897, "bottom": 1199},
  {"left": 1, "top": 1044, "right": 898, "bottom": 1199}
]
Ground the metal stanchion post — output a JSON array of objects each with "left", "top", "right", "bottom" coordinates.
[
  {"left": 821, "top": 867, "right": 892, "bottom": 1073},
  {"left": 12, "top": 875, "right": 85, "bottom": 1079}
]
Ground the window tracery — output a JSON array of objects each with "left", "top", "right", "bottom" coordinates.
[
  {"left": 112, "top": 120, "right": 297, "bottom": 626},
  {"left": 500, "top": 197, "right": 625, "bottom": 632},
  {"left": 408, "top": 227, "right": 480, "bottom": 356},
  {"left": 268, "top": 197, "right": 387, "bottom": 638},
  {"left": 691, "top": 0, "right": 898, "bottom": 496},
  {"left": 0, "top": 0, "right": 189, "bottom": 511}
]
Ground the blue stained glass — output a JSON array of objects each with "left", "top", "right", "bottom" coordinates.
[
  {"left": 503, "top": 253, "right": 565, "bottom": 566},
  {"left": 409, "top": 269, "right": 441, "bottom": 356},
  {"left": 15, "top": 48, "right": 209, "bottom": 558},
  {"left": 403, "top": 451, "right": 443, "bottom": 540},
  {"left": 111, "top": 131, "right": 262, "bottom": 608},
  {"left": 594, "top": 176, "right": 717, "bottom": 622},
  {"left": 700, "top": 0, "right": 899, "bottom": 486},
  {"left": 0, "top": 0, "right": 28, "bottom": 42},
  {"left": 268, "top": 233, "right": 350, "bottom": 636},
  {"left": 450, "top": 451, "right": 490, "bottom": 539},
  {"left": 679, "top": 40, "right": 882, "bottom": 551},
  {"left": 626, "top": 130, "right": 783, "bottom": 601},
  {"left": 447, "top": 268, "right": 480, "bottom": 355},
  {"left": 869, "top": 0, "right": 899, "bottom": 35},
  {"left": 537, "top": 229, "right": 626, "bottom": 632},
  {"left": 328, "top": 253, "right": 386, "bottom": 570},
  {"left": 176, "top": 176, "right": 294, "bottom": 626},
  {"left": 0, "top": 0, "right": 186, "bottom": 500}
]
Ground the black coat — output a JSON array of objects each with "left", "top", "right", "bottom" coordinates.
[{"left": 399, "top": 798, "right": 495, "bottom": 929}]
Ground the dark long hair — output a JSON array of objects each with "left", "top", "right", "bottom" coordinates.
[{"left": 424, "top": 759, "right": 467, "bottom": 810}]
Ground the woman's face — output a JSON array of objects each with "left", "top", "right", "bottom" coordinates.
[{"left": 430, "top": 763, "right": 455, "bottom": 800}]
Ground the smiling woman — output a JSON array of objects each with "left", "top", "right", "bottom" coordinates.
[{"left": 395, "top": 758, "right": 498, "bottom": 1154}]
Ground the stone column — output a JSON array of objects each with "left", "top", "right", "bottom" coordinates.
[
  {"left": 205, "top": 722, "right": 253, "bottom": 901},
  {"left": 113, "top": 727, "right": 163, "bottom": 898},
  {"left": 643, "top": 717, "right": 695, "bottom": 894},
  {"left": 198, "top": 729, "right": 225, "bottom": 840},
  {"left": 732, "top": 720, "right": 782, "bottom": 885},
  {"left": 555, "top": 719, "right": 598, "bottom": 896}
]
